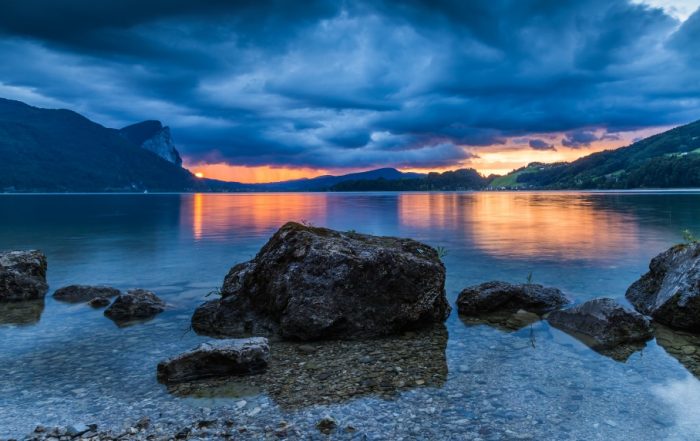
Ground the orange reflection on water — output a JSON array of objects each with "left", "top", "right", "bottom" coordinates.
[
  {"left": 399, "top": 192, "right": 638, "bottom": 260},
  {"left": 184, "top": 193, "right": 328, "bottom": 240}
]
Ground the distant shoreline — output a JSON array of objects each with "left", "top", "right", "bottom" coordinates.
[{"left": 3, "top": 188, "right": 700, "bottom": 195}]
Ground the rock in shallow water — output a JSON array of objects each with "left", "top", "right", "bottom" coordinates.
[
  {"left": 88, "top": 296, "right": 111, "bottom": 308},
  {"left": 53, "top": 285, "right": 120, "bottom": 303},
  {"left": 547, "top": 298, "right": 653, "bottom": 349},
  {"left": 104, "top": 289, "right": 165, "bottom": 325},
  {"left": 626, "top": 242, "right": 700, "bottom": 332},
  {"left": 0, "top": 250, "right": 48, "bottom": 301},
  {"left": 157, "top": 337, "right": 269, "bottom": 383},
  {"left": 456, "top": 281, "right": 570, "bottom": 316},
  {"left": 192, "top": 222, "right": 450, "bottom": 340}
]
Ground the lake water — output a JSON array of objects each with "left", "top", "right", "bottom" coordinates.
[{"left": 2, "top": 192, "right": 700, "bottom": 440}]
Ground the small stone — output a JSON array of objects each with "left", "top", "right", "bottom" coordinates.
[
  {"left": 175, "top": 427, "right": 191, "bottom": 439},
  {"left": 104, "top": 289, "right": 165, "bottom": 325},
  {"left": 316, "top": 416, "right": 337, "bottom": 435},
  {"left": 157, "top": 338, "right": 269, "bottom": 383},
  {"left": 66, "top": 423, "right": 89, "bottom": 437},
  {"left": 135, "top": 416, "right": 151, "bottom": 430},
  {"left": 297, "top": 344, "right": 317, "bottom": 354}
]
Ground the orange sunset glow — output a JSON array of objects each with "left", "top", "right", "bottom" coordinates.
[
  {"left": 398, "top": 192, "right": 640, "bottom": 260},
  {"left": 183, "top": 126, "right": 668, "bottom": 183}
]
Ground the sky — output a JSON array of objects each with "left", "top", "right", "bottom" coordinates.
[{"left": 0, "top": 0, "right": 699, "bottom": 183}]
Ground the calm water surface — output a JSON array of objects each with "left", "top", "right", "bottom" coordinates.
[{"left": 2, "top": 192, "right": 700, "bottom": 440}]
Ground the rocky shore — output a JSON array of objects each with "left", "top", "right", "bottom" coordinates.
[{"left": 3, "top": 228, "right": 700, "bottom": 440}]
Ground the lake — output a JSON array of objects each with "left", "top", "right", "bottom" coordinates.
[{"left": 1, "top": 192, "right": 700, "bottom": 440}]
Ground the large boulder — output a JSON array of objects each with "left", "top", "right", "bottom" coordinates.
[
  {"left": 548, "top": 298, "right": 653, "bottom": 349},
  {"left": 53, "top": 285, "right": 121, "bottom": 303},
  {"left": 0, "top": 250, "right": 48, "bottom": 301},
  {"left": 104, "top": 289, "right": 165, "bottom": 325},
  {"left": 626, "top": 243, "right": 700, "bottom": 332},
  {"left": 456, "top": 281, "right": 569, "bottom": 316},
  {"left": 157, "top": 337, "right": 269, "bottom": 383},
  {"left": 192, "top": 222, "right": 450, "bottom": 340}
]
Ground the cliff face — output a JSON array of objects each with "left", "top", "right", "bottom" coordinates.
[
  {"left": 120, "top": 120, "right": 183, "bottom": 166},
  {"left": 0, "top": 98, "right": 202, "bottom": 192}
]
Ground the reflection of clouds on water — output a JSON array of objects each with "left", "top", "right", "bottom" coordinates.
[{"left": 653, "top": 375, "right": 700, "bottom": 440}]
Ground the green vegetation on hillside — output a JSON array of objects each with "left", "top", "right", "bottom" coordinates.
[{"left": 510, "top": 120, "right": 700, "bottom": 189}]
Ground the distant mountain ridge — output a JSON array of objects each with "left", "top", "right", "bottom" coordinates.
[
  {"left": 0, "top": 98, "right": 211, "bottom": 192},
  {"left": 0, "top": 98, "right": 421, "bottom": 192},
  {"left": 248, "top": 168, "right": 425, "bottom": 191},
  {"left": 491, "top": 120, "right": 700, "bottom": 189},
  {"left": 2, "top": 97, "right": 698, "bottom": 192}
]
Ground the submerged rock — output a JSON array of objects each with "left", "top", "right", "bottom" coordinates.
[
  {"left": 0, "top": 298, "right": 44, "bottom": 326},
  {"left": 655, "top": 324, "right": 700, "bottom": 378},
  {"left": 0, "top": 250, "right": 48, "bottom": 301},
  {"left": 88, "top": 296, "right": 111, "bottom": 308},
  {"left": 626, "top": 242, "right": 700, "bottom": 332},
  {"left": 456, "top": 281, "right": 569, "bottom": 316},
  {"left": 157, "top": 337, "right": 269, "bottom": 384},
  {"left": 192, "top": 222, "right": 450, "bottom": 340},
  {"left": 548, "top": 298, "right": 653, "bottom": 350},
  {"left": 166, "top": 324, "right": 448, "bottom": 409},
  {"left": 104, "top": 289, "right": 165, "bottom": 325},
  {"left": 459, "top": 309, "right": 542, "bottom": 332},
  {"left": 53, "top": 285, "right": 121, "bottom": 303}
]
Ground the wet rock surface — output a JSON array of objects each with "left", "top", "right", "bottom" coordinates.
[
  {"left": 0, "top": 250, "right": 48, "bottom": 301},
  {"left": 53, "top": 285, "right": 121, "bottom": 303},
  {"left": 626, "top": 242, "right": 700, "bottom": 332},
  {"left": 0, "top": 299, "right": 44, "bottom": 326},
  {"left": 167, "top": 325, "right": 448, "bottom": 409},
  {"left": 457, "top": 281, "right": 570, "bottom": 316},
  {"left": 459, "top": 309, "right": 542, "bottom": 332},
  {"left": 654, "top": 324, "right": 700, "bottom": 377},
  {"left": 157, "top": 338, "right": 270, "bottom": 384},
  {"left": 104, "top": 289, "right": 165, "bottom": 325},
  {"left": 88, "top": 297, "right": 111, "bottom": 308},
  {"left": 547, "top": 298, "right": 653, "bottom": 354},
  {"left": 192, "top": 222, "right": 450, "bottom": 340}
]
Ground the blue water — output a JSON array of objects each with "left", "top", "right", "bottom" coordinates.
[{"left": 1, "top": 192, "right": 700, "bottom": 440}]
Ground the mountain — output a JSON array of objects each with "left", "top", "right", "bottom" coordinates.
[
  {"left": 251, "top": 168, "right": 425, "bottom": 191},
  {"left": 120, "top": 120, "right": 183, "bottom": 166},
  {"left": 492, "top": 120, "right": 700, "bottom": 189},
  {"left": 330, "top": 168, "right": 488, "bottom": 191},
  {"left": 0, "top": 98, "right": 209, "bottom": 192}
]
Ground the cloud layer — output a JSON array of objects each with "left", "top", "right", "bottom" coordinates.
[{"left": 0, "top": 0, "right": 698, "bottom": 171}]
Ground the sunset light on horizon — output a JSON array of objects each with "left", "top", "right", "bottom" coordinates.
[{"left": 183, "top": 125, "right": 670, "bottom": 183}]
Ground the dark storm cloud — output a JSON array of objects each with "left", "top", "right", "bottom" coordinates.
[
  {"left": 528, "top": 139, "right": 556, "bottom": 151},
  {"left": 0, "top": 0, "right": 698, "bottom": 170},
  {"left": 561, "top": 130, "right": 602, "bottom": 148}
]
